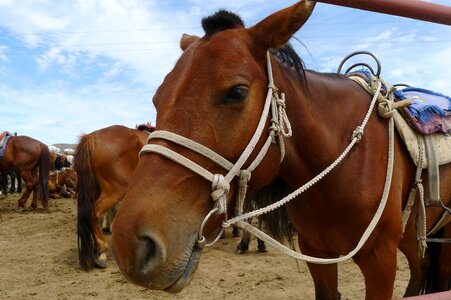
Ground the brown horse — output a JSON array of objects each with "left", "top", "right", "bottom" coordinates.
[
  {"left": 48, "top": 168, "right": 77, "bottom": 199},
  {"left": 74, "top": 125, "right": 151, "bottom": 270},
  {"left": 0, "top": 135, "right": 50, "bottom": 210},
  {"left": 111, "top": 1, "right": 450, "bottom": 299}
]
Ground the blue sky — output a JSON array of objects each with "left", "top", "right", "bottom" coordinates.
[{"left": 1, "top": 0, "right": 450, "bottom": 145}]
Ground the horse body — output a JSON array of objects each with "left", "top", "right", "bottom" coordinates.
[
  {"left": 0, "top": 135, "right": 50, "bottom": 210},
  {"left": 111, "top": 1, "right": 450, "bottom": 298},
  {"left": 74, "top": 125, "right": 150, "bottom": 270}
]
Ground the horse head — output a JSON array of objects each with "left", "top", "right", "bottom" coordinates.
[
  {"left": 112, "top": 1, "right": 315, "bottom": 292},
  {"left": 63, "top": 168, "right": 77, "bottom": 189}
]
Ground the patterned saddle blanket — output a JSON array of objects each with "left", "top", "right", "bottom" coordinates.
[
  {"left": 347, "top": 71, "right": 451, "bottom": 168},
  {"left": 394, "top": 87, "right": 451, "bottom": 135}
]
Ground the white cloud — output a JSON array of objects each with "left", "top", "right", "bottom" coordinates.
[{"left": 0, "top": 0, "right": 450, "bottom": 144}]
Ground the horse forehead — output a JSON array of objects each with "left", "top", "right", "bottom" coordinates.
[{"left": 178, "top": 30, "right": 250, "bottom": 68}]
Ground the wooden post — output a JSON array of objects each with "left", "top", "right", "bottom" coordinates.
[{"left": 315, "top": 0, "right": 451, "bottom": 25}]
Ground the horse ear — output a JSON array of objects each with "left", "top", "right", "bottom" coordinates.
[
  {"left": 250, "top": 0, "right": 315, "bottom": 49},
  {"left": 180, "top": 34, "right": 200, "bottom": 51}
]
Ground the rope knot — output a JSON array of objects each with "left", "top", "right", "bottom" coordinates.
[
  {"left": 378, "top": 99, "right": 395, "bottom": 118},
  {"left": 352, "top": 126, "right": 364, "bottom": 142},
  {"left": 211, "top": 174, "right": 229, "bottom": 214},
  {"left": 268, "top": 83, "right": 277, "bottom": 91},
  {"left": 276, "top": 98, "right": 286, "bottom": 109}
]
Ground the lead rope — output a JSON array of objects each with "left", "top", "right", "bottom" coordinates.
[{"left": 224, "top": 80, "right": 399, "bottom": 264}]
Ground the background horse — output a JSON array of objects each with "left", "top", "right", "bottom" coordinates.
[
  {"left": 48, "top": 168, "right": 77, "bottom": 199},
  {"left": 74, "top": 125, "right": 151, "bottom": 270},
  {"left": 0, "top": 135, "right": 50, "bottom": 211},
  {"left": 111, "top": 1, "right": 450, "bottom": 299}
]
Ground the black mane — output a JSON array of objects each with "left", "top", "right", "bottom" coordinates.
[
  {"left": 201, "top": 10, "right": 245, "bottom": 37},
  {"left": 270, "top": 44, "right": 309, "bottom": 93}
]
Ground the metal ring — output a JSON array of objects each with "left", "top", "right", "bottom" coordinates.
[{"left": 197, "top": 207, "right": 218, "bottom": 248}]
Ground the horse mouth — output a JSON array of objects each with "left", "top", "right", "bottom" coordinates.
[{"left": 164, "top": 245, "right": 202, "bottom": 293}]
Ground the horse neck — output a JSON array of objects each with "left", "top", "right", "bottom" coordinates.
[{"left": 277, "top": 69, "right": 370, "bottom": 176}]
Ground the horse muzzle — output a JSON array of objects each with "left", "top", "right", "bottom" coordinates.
[{"left": 112, "top": 228, "right": 201, "bottom": 292}]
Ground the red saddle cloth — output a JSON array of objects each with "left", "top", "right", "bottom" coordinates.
[
  {"left": 0, "top": 131, "right": 8, "bottom": 141},
  {"left": 0, "top": 131, "right": 12, "bottom": 143},
  {"left": 398, "top": 106, "right": 451, "bottom": 135}
]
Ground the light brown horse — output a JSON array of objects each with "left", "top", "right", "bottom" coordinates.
[
  {"left": 111, "top": 1, "right": 450, "bottom": 299},
  {"left": 74, "top": 125, "right": 151, "bottom": 270},
  {"left": 0, "top": 135, "right": 50, "bottom": 210},
  {"left": 48, "top": 168, "right": 77, "bottom": 199}
]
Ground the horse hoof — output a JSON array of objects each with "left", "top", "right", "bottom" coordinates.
[
  {"left": 95, "top": 260, "right": 108, "bottom": 269},
  {"left": 258, "top": 247, "right": 267, "bottom": 253},
  {"left": 235, "top": 245, "right": 248, "bottom": 254}
]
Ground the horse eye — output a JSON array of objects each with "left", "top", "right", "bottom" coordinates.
[{"left": 223, "top": 86, "right": 248, "bottom": 104}]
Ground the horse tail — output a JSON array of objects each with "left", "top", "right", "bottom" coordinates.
[
  {"left": 39, "top": 144, "right": 50, "bottom": 210},
  {"left": 74, "top": 133, "right": 100, "bottom": 271}
]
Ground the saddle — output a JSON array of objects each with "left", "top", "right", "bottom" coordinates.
[
  {"left": 347, "top": 70, "right": 451, "bottom": 168},
  {"left": 347, "top": 68, "right": 451, "bottom": 246}
]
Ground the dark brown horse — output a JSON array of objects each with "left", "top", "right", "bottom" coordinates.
[
  {"left": 111, "top": 1, "right": 450, "bottom": 299},
  {"left": 0, "top": 135, "right": 50, "bottom": 210},
  {"left": 74, "top": 125, "right": 150, "bottom": 270}
]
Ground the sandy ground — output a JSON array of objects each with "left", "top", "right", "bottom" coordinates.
[{"left": 0, "top": 193, "right": 410, "bottom": 300}]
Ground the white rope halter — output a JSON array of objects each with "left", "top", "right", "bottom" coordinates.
[
  {"left": 139, "top": 51, "right": 396, "bottom": 265},
  {"left": 139, "top": 52, "right": 291, "bottom": 247}
]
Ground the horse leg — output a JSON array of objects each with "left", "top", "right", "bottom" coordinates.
[
  {"left": 236, "top": 229, "right": 251, "bottom": 254},
  {"left": 16, "top": 171, "right": 22, "bottom": 193},
  {"left": 354, "top": 240, "right": 398, "bottom": 300},
  {"left": 399, "top": 234, "right": 430, "bottom": 296},
  {"left": 30, "top": 169, "right": 40, "bottom": 210},
  {"left": 257, "top": 218, "right": 266, "bottom": 252},
  {"left": 437, "top": 225, "right": 451, "bottom": 291},
  {"left": 297, "top": 239, "right": 340, "bottom": 300},
  {"left": 1, "top": 172, "right": 8, "bottom": 195},
  {"left": 8, "top": 171, "right": 15, "bottom": 193},
  {"left": 16, "top": 171, "right": 34, "bottom": 209},
  {"left": 102, "top": 206, "right": 117, "bottom": 233},
  {"left": 94, "top": 192, "right": 121, "bottom": 268},
  {"left": 232, "top": 225, "right": 240, "bottom": 237},
  {"left": 236, "top": 217, "right": 256, "bottom": 254}
]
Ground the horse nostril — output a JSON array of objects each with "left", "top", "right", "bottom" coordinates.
[{"left": 135, "top": 233, "right": 166, "bottom": 274}]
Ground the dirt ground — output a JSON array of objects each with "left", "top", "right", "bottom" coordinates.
[{"left": 0, "top": 193, "right": 410, "bottom": 300}]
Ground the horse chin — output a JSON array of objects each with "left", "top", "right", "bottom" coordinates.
[{"left": 164, "top": 245, "right": 202, "bottom": 293}]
